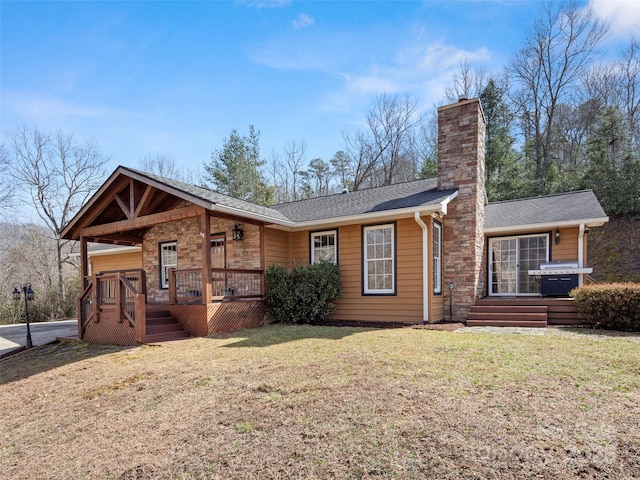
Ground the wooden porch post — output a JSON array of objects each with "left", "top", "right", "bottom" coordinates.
[
  {"left": 78, "top": 237, "right": 88, "bottom": 339},
  {"left": 168, "top": 268, "right": 177, "bottom": 304},
  {"left": 201, "top": 211, "right": 212, "bottom": 303}
]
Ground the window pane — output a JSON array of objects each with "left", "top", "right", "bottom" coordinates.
[{"left": 364, "top": 225, "right": 395, "bottom": 294}]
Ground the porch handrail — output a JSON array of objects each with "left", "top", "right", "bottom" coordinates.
[
  {"left": 118, "top": 272, "right": 146, "bottom": 342},
  {"left": 168, "top": 267, "right": 265, "bottom": 304},
  {"left": 211, "top": 267, "right": 264, "bottom": 298},
  {"left": 78, "top": 276, "right": 97, "bottom": 338},
  {"left": 78, "top": 271, "right": 146, "bottom": 342}
]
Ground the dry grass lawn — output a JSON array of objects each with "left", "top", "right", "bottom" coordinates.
[{"left": 1, "top": 325, "right": 639, "bottom": 479}]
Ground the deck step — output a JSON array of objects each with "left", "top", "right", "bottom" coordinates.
[
  {"left": 142, "top": 331, "right": 191, "bottom": 343},
  {"left": 468, "top": 305, "right": 548, "bottom": 328},
  {"left": 466, "top": 319, "right": 548, "bottom": 327},
  {"left": 144, "top": 310, "right": 190, "bottom": 343}
]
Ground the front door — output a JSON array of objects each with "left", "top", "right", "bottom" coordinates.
[
  {"left": 211, "top": 233, "right": 226, "bottom": 269},
  {"left": 489, "top": 234, "right": 549, "bottom": 295}
]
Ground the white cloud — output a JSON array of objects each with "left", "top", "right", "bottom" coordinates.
[
  {"left": 292, "top": 13, "right": 314, "bottom": 30},
  {"left": 1, "top": 91, "right": 129, "bottom": 131},
  {"left": 590, "top": 0, "right": 640, "bottom": 39},
  {"left": 236, "top": 0, "right": 291, "bottom": 9}
]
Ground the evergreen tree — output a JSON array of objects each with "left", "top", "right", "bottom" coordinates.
[
  {"left": 582, "top": 106, "right": 640, "bottom": 217},
  {"left": 203, "top": 125, "right": 271, "bottom": 205},
  {"left": 480, "top": 79, "right": 527, "bottom": 200}
]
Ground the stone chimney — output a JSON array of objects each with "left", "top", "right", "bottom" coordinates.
[{"left": 437, "top": 98, "right": 486, "bottom": 321}]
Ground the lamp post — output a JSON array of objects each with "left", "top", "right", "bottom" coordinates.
[{"left": 12, "top": 283, "right": 34, "bottom": 349}]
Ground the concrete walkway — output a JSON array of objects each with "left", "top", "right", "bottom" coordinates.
[
  {"left": 0, "top": 319, "right": 78, "bottom": 357},
  {"left": 457, "top": 326, "right": 547, "bottom": 335}
]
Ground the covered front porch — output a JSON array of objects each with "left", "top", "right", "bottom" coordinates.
[
  {"left": 77, "top": 266, "right": 268, "bottom": 345},
  {"left": 62, "top": 167, "right": 282, "bottom": 346}
]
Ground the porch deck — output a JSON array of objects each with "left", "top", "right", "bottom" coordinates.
[{"left": 469, "top": 297, "right": 585, "bottom": 327}]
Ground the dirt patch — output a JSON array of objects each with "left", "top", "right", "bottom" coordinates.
[{"left": 410, "top": 322, "right": 464, "bottom": 331}]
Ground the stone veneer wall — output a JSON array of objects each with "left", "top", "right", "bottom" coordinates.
[
  {"left": 210, "top": 218, "right": 261, "bottom": 270},
  {"left": 142, "top": 203, "right": 262, "bottom": 303},
  {"left": 437, "top": 98, "right": 486, "bottom": 321}
]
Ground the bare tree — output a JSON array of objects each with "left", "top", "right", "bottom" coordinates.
[
  {"left": 343, "top": 93, "right": 424, "bottom": 190},
  {"left": 445, "top": 59, "right": 486, "bottom": 103},
  {"left": 0, "top": 144, "right": 15, "bottom": 216},
  {"left": 6, "top": 127, "right": 109, "bottom": 312},
  {"left": 509, "top": 0, "right": 609, "bottom": 192},
  {"left": 284, "top": 139, "right": 307, "bottom": 200},
  {"left": 617, "top": 37, "right": 640, "bottom": 149}
]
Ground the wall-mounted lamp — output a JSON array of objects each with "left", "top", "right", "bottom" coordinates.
[
  {"left": 232, "top": 223, "right": 244, "bottom": 242},
  {"left": 555, "top": 228, "right": 561, "bottom": 245}
]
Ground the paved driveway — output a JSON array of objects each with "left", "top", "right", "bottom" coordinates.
[{"left": 0, "top": 319, "right": 78, "bottom": 357}]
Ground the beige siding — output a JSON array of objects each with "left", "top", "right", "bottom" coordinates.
[
  {"left": 90, "top": 251, "right": 142, "bottom": 274},
  {"left": 323, "top": 218, "right": 424, "bottom": 323},
  {"left": 552, "top": 227, "right": 580, "bottom": 261},
  {"left": 265, "top": 228, "right": 291, "bottom": 267},
  {"left": 429, "top": 216, "right": 445, "bottom": 322},
  {"left": 290, "top": 231, "right": 309, "bottom": 265}
]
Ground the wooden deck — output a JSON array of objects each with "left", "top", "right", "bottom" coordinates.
[{"left": 469, "top": 297, "right": 586, "bottom": 327}]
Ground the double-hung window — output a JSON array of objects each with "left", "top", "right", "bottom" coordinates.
[
  {"left": 363, "top": 223, "right": 395, "bottom": 295},
  {"left": 433, "top": 221, "right": 442, "bottom": 294},
  {"left": 310, "top": 230, "right": 337, "bottom": 264},
  {"left": 159, "top": 241, "right": 177, "bottom": 289}
]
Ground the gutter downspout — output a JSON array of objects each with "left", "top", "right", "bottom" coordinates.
[
  {"left": 578, "top": 223, "right": 585, "bottom": 286},
  {"left": 414, "top": 212, "right": 429, "bottom": 324}
]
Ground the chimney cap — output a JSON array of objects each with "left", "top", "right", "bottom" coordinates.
[
  {"left": 341, "top": 187, "right": 349, "bottom": 194},
  {"left": 458, "top": 94, "right": 469, "bottom": 102}
]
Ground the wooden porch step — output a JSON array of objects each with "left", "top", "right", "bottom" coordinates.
[
  {"left": 143, "top": 331, "right": 191, "bottom": 343},
  {"left": 144, "top": 310, "right": 190, "bottom": 343},
  {"left": 467, "top": 305, "right": 548, "bottom": 328},
  {"left": 466, "top": 319, "right": 548, "bottom": 327}
]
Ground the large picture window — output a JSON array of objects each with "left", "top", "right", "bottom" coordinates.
[
  {"left": 310, "top": 230, "right": 337, "bottom": 264},
  {"left": 433, "top": 221, "right": 442, "bottom": 294},
  {"left": 159, "top": 241, "right": 177, "bottom": 289},
  {"left": 363, "top": 223, "right": 395, "bottom": 295}
]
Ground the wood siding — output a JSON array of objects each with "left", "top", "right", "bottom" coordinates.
[
  {"left": 264, "top": 228, "right": 290, "bottom": 267},
  {"left": 90, "top": 251, "right": 142, "bottom": 274},
  {"left": 286, "top": 218, "right": 425, "bottom": 323},
  {"left": 552, "top": 227, "right": 580, "bottom": 262}
]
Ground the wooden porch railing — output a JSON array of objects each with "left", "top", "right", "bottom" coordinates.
[
  {"left": 79, "top": 269, "right": 146, "bottom": 342},
  {"left": 168, "top": 267, "right": 264, "bottom": 304}
]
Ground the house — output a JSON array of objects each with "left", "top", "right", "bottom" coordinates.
[{"left": 62, "top": 98, "right": 608, "bottom": 345}]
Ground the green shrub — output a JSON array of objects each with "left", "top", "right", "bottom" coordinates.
[
  {"left": 570, "top": 283, "right": 640, "bottom": 331},
  {"left": 265, "top": 262, "right": 342, "bottom": 324}
]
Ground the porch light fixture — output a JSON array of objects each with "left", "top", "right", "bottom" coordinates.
[
  {"left": 555, "top": 228, "right": 561, "bottom": 245},
  {"left": 12, "top": 282, "right": 34, "bottom": 349},
  {"left": 232, "top": 223, "right": 244, "bottom": 242}
]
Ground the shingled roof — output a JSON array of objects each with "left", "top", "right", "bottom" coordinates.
[
  {"left": 485, "top": 190, "right": 608, "bottom": 232},
  {"left": 270, "top": 178, "right": 457, "bottom": 224},
  {"left": 123, "top": 167, "right": 292, "bottom": 224}
]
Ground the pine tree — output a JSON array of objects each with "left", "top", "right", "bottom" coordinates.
[{"left": 203, "top": 125, "right": 272, "bottom": 205}]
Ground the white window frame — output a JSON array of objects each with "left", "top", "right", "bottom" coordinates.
[
  {"left": 159, "top": 241, "right": 177, "bottom": 289},
  {"left": 310, "top": 230, "right": 337, "bottom": 264},
  {"left": 433, "top": 221, "right": 442, "bottom": 294},
  {"left": 363, "top": 223, "right": 395, "bottom": 295}
]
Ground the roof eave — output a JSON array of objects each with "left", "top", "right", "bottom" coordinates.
[
  {"left": 267, "top": 195, "right": 457, "bottom": 231},
  {"left": 484, "top": 216, "right": 610, "bottom": 234}
]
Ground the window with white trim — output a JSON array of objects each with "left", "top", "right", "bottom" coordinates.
[
  {"left": 363, "top": 224, "right": 395, "bottom": 294},
  {"left": 433, "top": 221, "right": 442, "bottom": 294},
  {"left": 311, "top": 230, "right": 337, "bottom": 264},
  {"left": 159, "top": 241, "right": 177, "bottom": 289}
]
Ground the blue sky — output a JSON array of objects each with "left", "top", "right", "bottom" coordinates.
[{"left": 2, "top": 0, "right": 639, "bottom": 180}]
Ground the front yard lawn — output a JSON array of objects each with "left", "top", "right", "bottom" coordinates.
[{"left": 1, "top": 325, "right": 639, "bottom": 479}]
